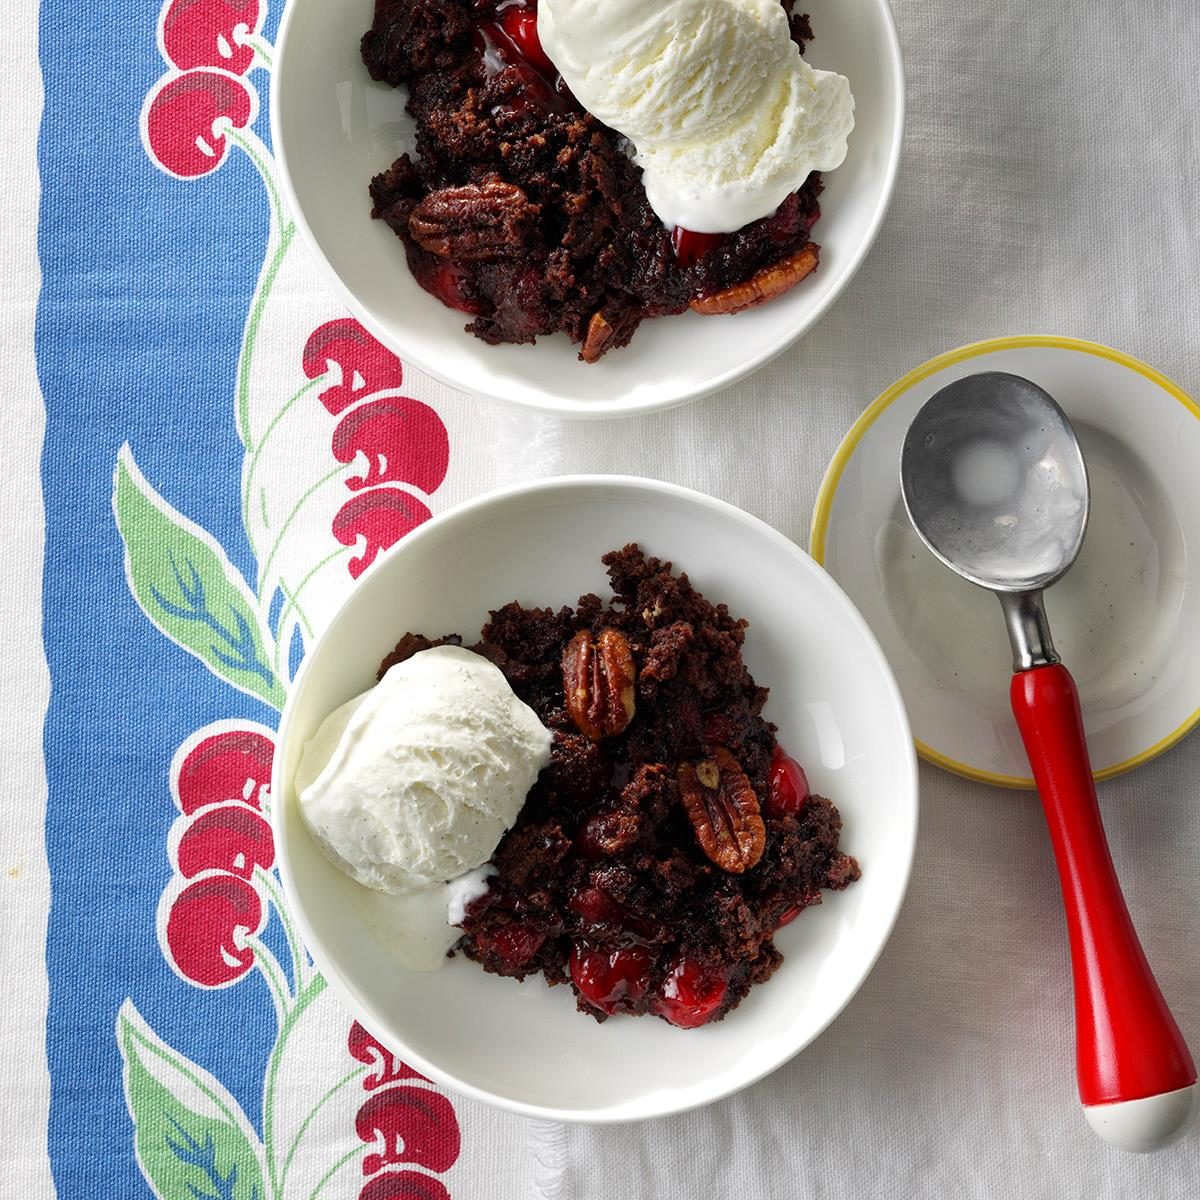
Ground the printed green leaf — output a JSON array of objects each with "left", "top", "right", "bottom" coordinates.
[
  {"left": 118, "top": 1000, "right": 267, "bottom": 1200},
  {"left": 113, "top": 444, "right": 285, "bottom": 708}
]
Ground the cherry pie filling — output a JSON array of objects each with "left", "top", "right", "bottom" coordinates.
[
  {"left": 378, "top": 545, "right": 859, "bottom": 1027},
  {"left": 362, "top": 0, "right": 825, "bottom": 359}
]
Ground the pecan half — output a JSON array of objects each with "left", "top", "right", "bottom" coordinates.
[
  {"left": 580, "top": 312, "right": 616, "bottom": 363},
  {"left": 408, "top": 180, "right": 536, "bottom": 261},
  {"left": 562, "top": 628, "right": 636, "bottom": 741},
  {"left": 689, "top": 243, "right": 819, "bottom": 316},
  {"left": 678, "top": 747, "right": 765, "bottom": 873}
]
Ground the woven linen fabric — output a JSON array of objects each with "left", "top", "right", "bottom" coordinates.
[{"left": 11, "top": 0, "right": 1200, "bottom": 1197}]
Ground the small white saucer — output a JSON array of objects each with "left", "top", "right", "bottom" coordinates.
[{"left": 812, "top": 335, "right": 1200, "bottom": 788}]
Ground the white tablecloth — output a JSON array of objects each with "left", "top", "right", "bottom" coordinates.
[{"left": 6, "top": 0, "right": 1198, "bottom": 1196}]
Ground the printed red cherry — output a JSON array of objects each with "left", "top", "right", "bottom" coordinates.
[
  {"left": 477, "top": 923, "right": 545, "bottom": 970},
  {"left": 568, "top": 886, "right": 625, "bottom": 929},
  {"left": 767, "top": 745, "right": 809, "bottom": 818},
  {"left": 173, "top": 725, "right": 274, "bottom": 815},
  {"left": 174, "top": 803, "right": 274, "bottom": 879},
  {"left": 143, "top": 69, "right": 256, "bottom": 180},
  {"left": 159, "top": 0, "right": 262, "bottom": 76},
  {"left": 569, "top": 944, "right": 653, "bottom": 1014},
  {"left": 499, "top": 6, "right": 555, "bottom": 75},
  {"left": 671, "top": 227, "right": 724, "bottom": 268},
  {"left": 347, "top": 1021, "right": 429, "bottom": 1088},
  {"left": 302, "top": 318, "right": 405, "bottom": 415},
  {"left": 160, "top": 874, "right": 264, "bottom": 988},
  {"left": 331, "top": 489, "right": 433, "bottom": 579},
  {"left": 654, "top": 957, "right": 728, "bottom": 1028},
  {"left": 331, "top": 396, "right": 450, "bottom": 495},
  {"left": 354, "top": 1084, "right": 461, "bottom": 1174},
  {"left": 359, "top": 1173, "right": 451, "bottom": 1200}
]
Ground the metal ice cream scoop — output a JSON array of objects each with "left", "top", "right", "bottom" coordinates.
[{"left": 900, "top": 371, "right": 1196, "bottom": 1153}]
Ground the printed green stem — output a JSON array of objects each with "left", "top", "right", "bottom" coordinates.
[
  {"left": 256, "top": 466, "right": 345, "bottom": 593},
  {"left": 223, "top": 126, "right": 295, "bottom": 454},
  {"left": 263, "top": 974, "right": 328, "bottom": 1199},
  {"left": 278, "top": 1066, "right": 368, "bottom": 1194},
  {"left": 238, "top": 222, "right": 296, "bottom": 455},
  {"left": 225, "top": 126, "right": 287, "bottom": 260},
  {"left": 278, "top": 580, "right": 315, "bottom": 643},
  {"left": 272, "top": 548, "right": 351, "bottom": 679},
  {"left": 242, "top": 378, "right": 324, "bottom": 562},
  {"left": 241, "top": 31, "right": 275, "bottom": 70},
  {"left": 307, "top": 1145, "right": 366, "bottom": 1200},
  {"left": 256, "top": 866, "right": 308, "bottom": 993},
  {"left": 248, "top": 937, "right": 291, "bottom": 1018}
]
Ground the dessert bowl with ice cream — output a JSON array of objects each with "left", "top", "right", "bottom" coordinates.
[
  {"left": 272, "top": 0, "right": 903, "bottom": 413},
  {"left": 361, "top": 0, "right": 855, "bottom": 360},
  {"left": 272, "top": 476, "right": 917, "bottom": 1119},
  {"left": 294, "top": 548, "right": 861, "bottom": 1027}
]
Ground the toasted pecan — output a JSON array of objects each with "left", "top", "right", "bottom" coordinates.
[
  {"left": 562, "top": 628, "right": 637, "bottom": 741},
  {"left": 689, "top": 243, "right": 819, "bottom": 315},
  {"left": 678, "top": 747, "right": 766, "bottom": 873}
]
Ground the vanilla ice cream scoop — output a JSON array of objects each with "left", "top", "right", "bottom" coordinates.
[
  {"left": 538, "top": 0, "right": 855, "bottom": 233},
  {"left": 296, "top": 645, "right": 552, "bottom": 895}
]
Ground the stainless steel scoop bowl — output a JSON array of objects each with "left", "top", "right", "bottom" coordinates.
[
  {"left": 900, "top": 370, "right": 1089, "bottom": 670},
  {"left": 900, "top": 371, "right": 1196, "bottom": 1152}
]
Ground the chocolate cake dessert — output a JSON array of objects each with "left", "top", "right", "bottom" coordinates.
[
  {"left": 378, "top": 545, "right": 859, "bottom": 1027},
  {"left": 360, "top": 1, "right": 826, "bottom": 361}
]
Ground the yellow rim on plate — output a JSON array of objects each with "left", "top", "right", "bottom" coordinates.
[{"left": 810, "top": 334, "right": 1200, "bottom": 789}]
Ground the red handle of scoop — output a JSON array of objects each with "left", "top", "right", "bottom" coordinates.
[{"left": 1010, "top": 663, "right": 1195, "bottom": 1107}]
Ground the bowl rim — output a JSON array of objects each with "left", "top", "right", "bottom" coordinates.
[
  {"left": 810, "top": 333, "right": 1200, "bottom": 789},
  {"left": 268, "top": 0, "right": 907, "bottom": 420},
  {"left": 271, "top": 474, "right": 919, "bottom": 1122}
]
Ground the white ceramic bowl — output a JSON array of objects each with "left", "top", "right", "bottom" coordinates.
[
  {"left": 271, "top": 0, "right": 904, "bottom": 417},
  {"left": 272, "top": 477, "right": 917, "bottom": 1121}
]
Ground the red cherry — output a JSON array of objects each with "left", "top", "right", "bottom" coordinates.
[
  {"left": 499, "top": 6, "right": 554, "bottom": 75},
  {"left": 568, "top": 886, "right": 624, "bottom": 929},
  {"left": 671, "top": 227, "right": 724, "bottom": 268},
  {"left": 354, "top": 1085, "right": 461, "bottom": 1175},
  {"left": 569, "top": 944, "right": 653, "bottom": 1015},
  {"left": 767, "top": 745, "right": 809, "bottom": 818},
  {"left": 331, "top": 395, "right": 450, "bottom": 494},
  {"left": 478, "top": 922, "right": 545, "bottom": 969},
  {"left": 331, "top": 489, "right": 433, "bottom": 580},
  {"left": 654, "top": 958, "right": 728, "bottom": 1028},
  {"left": 702, "top": 711, "right": 736, "bottom": 747},
  {"left": 573, "top": 812, "right": 607, "bottom": 859},
  {"left": 776, "top": 905, "right": 801, "bottom": 928},
  {"left": 143, "top": 69, "right": 256, "bottom": 180},
  {"left": 419, "top": 262, "right": 481, "bottom": 314},
  {"left": 159, "top": 0, "right": 263, "bottom": 76},
  {"left": 476, "top": 20, "right": 563, "bottom": 114},
  {"left": 360, "top": 1173, "right": 450, "bottom": 1200}
]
